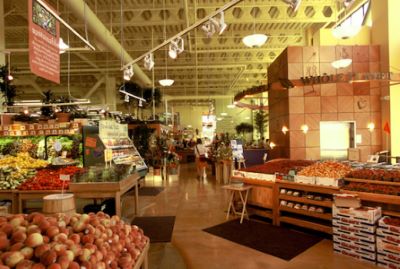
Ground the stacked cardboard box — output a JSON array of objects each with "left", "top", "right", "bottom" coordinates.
[
  {"left": 332, "top": 204, "right": 381, "bottom": 265},
  {"left": 377, "top": 216, "right": 400, "bottom": 269}
]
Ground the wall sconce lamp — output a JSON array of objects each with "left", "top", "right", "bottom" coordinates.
[
  {"left": 301, "top": 124, "right": 309, "bottom": 134},
  {"left": 282, "top": 126, "right": 289, "bottom": 135}
]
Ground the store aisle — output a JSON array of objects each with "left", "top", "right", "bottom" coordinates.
[{"left": 126, "top": 164, "right": 379, "bottom": 269}]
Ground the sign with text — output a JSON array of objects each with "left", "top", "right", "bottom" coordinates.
[
  {"left": 99, "top": 120, "right": 128, "bottom": 139},
  {"left": 28, "top": 0, "right": 60, "bottom": 83}
]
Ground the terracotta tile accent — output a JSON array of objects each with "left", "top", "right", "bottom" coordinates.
[
  {"left": 370, "top": 96, "right": 381, "bottom": 112},
  {"left": 321, "top": 113, "right": 338, "bottom": 121},
  {"left": 369, "top": 45, "right": 380, "bottom": 62},
  {"left": 357, "top": 129, "right": 371, "bottom": 146},
  {"left": 369, "top": 62, "right": 380, "bottom": 72},
  {"left": 288, "top": 63, "right": 303, "bottom": 80},
  {"left": 338, "top": 113, "right": 355, "bottom": 121},
  {"left": 337, "top": 82, "right": 353, "bottom": 96},
  {"left": 290, "top": 131, "right": 305, "bottom": 147},
  {"left": 306, "top": 130, "right": 320, "bottom": 147},
  {"left": 304, "top": 97, "right": 321, "bottom": 114},
  {"left": 321, "top": 96, "right": 338, "bottom": 113},
  {"left": 287, "top": 46, "right": 303, "bottom": 63},
  {"left": 289, "top": 97, "right": 305, "bottom": 114},
  {"left": 320, "top": 63, "right": 337, "bottom": 76},
  {"left": 305, "top": 114, "right": 321, "bottom": 130},
  {"left": 319, "top": 46, "right": 336, "bottom": 62},
  {"left": 353, "top": 82, "right": 370, "bottom": 95},
  {"left": 306, "top": 147, "right": 321, "bottom": 160},
  {"left": 358, "top": 145, "right": 372, "bottom": 162},
  {"left": 353, "top": 46, "right": 369, "bottom": 62},
  {"left": 321, "top": 83, "right": 337, "bottom": 96},
  {"left": 370, "top": 86, "right": 381, "bottom": 96},
  {"left": 290, "top": 147, "right": 306, "bottom": 160},
  {"left": 303, "top": 47, "right": 319, "bottom": 63},
  {"left": 289, "top": 114, "right": 305, "bottom": 130},
  {"left": 353, "top": 62, "right": 369, "bottom": 73},
  {"left": 336, "top": 46, "right": 353, "bottom": 60},
  {"left": 354, "top": 113, "right": 370, "bottom": 128},
  {"left": 371, "top": 130, "right": 382, "bottom": 146},
  {"left": 371, "top": 112, "right": 381, "bottom": 126},
  {"left": 354, "top": 96, "right": 370, "bottom": 113},
  {"left": 288, "top": 86, "right": 304, "bottom": 97},
  {"left": 338, "top": 96, "right": 354, "bottom": 113},
  {"left": 304, "top": 85, "right": 321, "bottom": 97}
]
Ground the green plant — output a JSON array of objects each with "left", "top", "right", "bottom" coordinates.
[
  {"left": 12, "top": 113, "right": 36, "bottom": 123},
  {"left": 235, "top": 122, "right": 254, "bottom": 137},
  {"left": 255, "top": 110, "right": 269, "bottom": 138},
  {"left": 0, "top": 65, "right": 17, "bottom": 106},
  {"left": 142, "top": 87, "right": 163, "bottom": 108},
  {"left": 53, "top": 96, "right": 77, "bottom": 113},
  {"left": 41, "top": 90, "right": 54, "bottom": 118},
  {"left": 131, "top": 124, "right": 156, "bottom": 164}
]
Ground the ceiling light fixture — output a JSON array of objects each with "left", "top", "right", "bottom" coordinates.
[
  {"left": 227, "top": 104, "right": 235, "bottom": 109},
  {"left": 201, "top": 20, "right": 217, "bottom": 38},
  {"left": 242, "top": 0, "right": 268, "bottom": 48},
  {"left": 331, "top": 47, "right": 352, "bottom": 69},
  {"left": 168, "top": 37, "right": 184, "bottom": 59},
  {"left": 282, "top": 126, "right": 289, "bottom": 135},
  {"left": 59, "top": 38, "right": 69, "bottom": 54},
  {"left": 143, "top": 53, "right": 154, "bottom": 71},
  {"left": 332, "top": 24, "right": 361, "bottom": 39},
  {"left": 123, "top": 65, "right": 134, "bottom": 81},
  {"left": 159, "top": 0, "right": 174, "bottom": 87},
  {"left": 159, "top": 78, "right": 175, "bottom": 87},
  {"left": 301, "top": 124, "right": 309, "bottom": 134},
  {"left": 282, "top": 0, "right": 302, "bottom": 12},
  {"left": 221, "top": 112, "right": 228, "bottom": 116},
  {"left": 217, "top": 117, "right": 223, "bottom": 121},
  {"left": 269, "top": 142, "right": 276, "bottom": 149},
  {"left": 367, "top": 122, "right": 375, "bottom": 132},
  {"left": 7, "top": 53, "right": 13, "bottom": 81}
]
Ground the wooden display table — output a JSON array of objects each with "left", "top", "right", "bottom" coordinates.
[
  {"left": 0, "top": 190, "right": 18, "bottom": 214},
  {"left": 133, "top": 241, "right": 150, "bottom": 269},
  {"left": 222, "top": 184, "right": 252, "bottom": 224},
  {"left": 69, "top": 173, "right": 140, "bottom": 217},
  {"left": 18, "top": 190, "right": 63, "bottom": 214}
]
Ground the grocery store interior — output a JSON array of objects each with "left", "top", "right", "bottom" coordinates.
[{"left": 0, "top": 0, "right": 400, "bottom": 268}]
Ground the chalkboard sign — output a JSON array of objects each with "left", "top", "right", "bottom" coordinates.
[{"left": 82, "top": 126, "right": 105, "bottom": 167}]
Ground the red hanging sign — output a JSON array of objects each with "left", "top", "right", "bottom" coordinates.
[
  {"left": 28, "top": 0, "right": 60, "bottom": 84},
  {"left": 383, "top": 122, "right": 391, "bottom": 135}
]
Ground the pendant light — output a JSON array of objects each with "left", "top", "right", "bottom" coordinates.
[
  {"left": 331, "top": 46, "right": 352, "bottom": 69},
  {"left": 242, "top": 1, "right": 268, "bottom": 48},
  {"left": 159, "top": 0, "right": 174, "bottom": 87},
  {"left": 331, "top": 0, "right": 361, "bottom": 39}
]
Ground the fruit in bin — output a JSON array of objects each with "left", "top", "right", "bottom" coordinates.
[
  {"left": 298, "top": 161, "right": 352, "bottom": 178},
  {"left": 382, "top": 216, "right": 400, "bottom": 227}
]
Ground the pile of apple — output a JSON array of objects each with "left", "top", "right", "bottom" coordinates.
[{"left": 0, "top": 212, "right": 148, "bottom": 269}]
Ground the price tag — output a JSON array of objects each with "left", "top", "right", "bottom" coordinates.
[
  {"left": 60, "top": 174, "right": 70, "bottom": 181},
  {"left": 54, "top": 141, "right": 62, "bottom": 152},
  {"left": 104, "top": 149, "right": 113, "bottom": 162}
]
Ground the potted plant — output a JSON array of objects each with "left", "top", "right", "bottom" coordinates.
[
  {"left": 235, "top": 122, "right": 254, "bottom": 143},
  {"left": 40, "top": 90, "right": 55, "bottom": 121},
  {"left": 53, "top": 96, "right": 77, "bottom": 123},
  {"left": 166, "top": 151, "right": 180, "bottom": 175}
]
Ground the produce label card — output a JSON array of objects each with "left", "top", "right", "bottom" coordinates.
[{"left": 60, "top": 174, "right": 70, "bottom": 181}]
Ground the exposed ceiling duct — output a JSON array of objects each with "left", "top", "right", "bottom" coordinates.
[{"left": 59, "top": 0, "right": 151, "bottom": 86}]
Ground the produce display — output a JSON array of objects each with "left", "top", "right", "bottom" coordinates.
[
  {"left": 72, "top": 165, "right": 134, "bottom": 184},
  {"left": 346, "top": 168, "right": 400, "bottom": 182},
  {"left": 297, "top": 161, "right": 352, "bottom": 179},
  {"left": 0, "top": 167, "right": 36, "bottom": 190},
  {"left": 381, "top": 216, "right": 400, "bottom": 227},
  {"left": 0, "top": 212, "right": 148, "bottom": 269},
  {"left": 19, "top": 166, "right": 83, "bottom": 191},
  {"left": 343, "top": 182, "right": 400, "bottom": 195},
  {"left": 0, "top": 153, "right": 48, "bottom": 170},
  {"left": 241, "top": 159, "right": 315, "bottom": 175}
]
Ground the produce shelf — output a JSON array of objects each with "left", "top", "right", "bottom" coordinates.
[
  {"left": 279, "top": 216, "right": 332, "bottom": 234},
  {"left": 279, "top": 206, "right": 332, "bottom": 221},
  {"left": 279, "top": 194, "right": 332, "bottom": 208},
  {"left": 133, "top": 241, "right": 149, "bottom": 269},
  {"left": 341, "top": 190, "right": 400, "bottom": 205},
  {"left": 344, "top": 177, "right": 400, "bottom": 186},
  {"left": 277, "top": 181, "right": 340, "bottom": 195},
  {"left": 234, "top": 177, "right": 275, "bottom": 187}
]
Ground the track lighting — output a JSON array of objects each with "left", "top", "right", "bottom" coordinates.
[
  {"left": 201, "top": 20, "right": 217, "bottom": 38},
  {"left": 124, "top": 94, "right": 129, "bottom": 103},
  {"left": 202, "top": 11, "right": 228, "bottom": 38},
  {"left": 144, "top": 53, "right": 154, "bottom": 71},
  {"left": 168, "top": 37, "right": 184, "bottom": 59},
  {"left": 59, "top": 38, "right": 69, "bottom": 54},
  {"left": 123, "top": 65, "right": 134, "bottom": 81},
  {"left": 282, "top": 0, "right": 302, "bottom": 12},
  {"left": 139, "top": 100, "right": 143, "bottom": 107}
]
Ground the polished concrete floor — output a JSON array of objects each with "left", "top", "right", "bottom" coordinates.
[{"left": 124, "top": 164, "right": 381, "bottom": 269}]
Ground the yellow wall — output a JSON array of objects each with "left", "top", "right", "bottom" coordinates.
[{"left": 315, "top": 26, "right": 371, "bottom": 46}]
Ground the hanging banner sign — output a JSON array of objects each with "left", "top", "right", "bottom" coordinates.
[{"left": 28, "top": 0, "right": 60, "bottom": 84}]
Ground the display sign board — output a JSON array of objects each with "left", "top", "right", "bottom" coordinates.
[
  {"left": 28, "top": 0, "right": 60, "bottom": 83},
  {"left": 231, "top": 139, "right": 244, "bottom": 160},
  {"left": 99, "top": 120, "right": 128, "bottom": 139},
  {"left": 82, "top": 126, "right": 105, "bottom": 167}
]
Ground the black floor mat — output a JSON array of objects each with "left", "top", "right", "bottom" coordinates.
[
  {"left": 203, "top": 218, "right": 324, "bottom": 261},
  {"left": 138, "top": 187, "right": 165, "bottom": 196},
  {"left": 132, "top": 216, "right": 175, "bottom": 243}
]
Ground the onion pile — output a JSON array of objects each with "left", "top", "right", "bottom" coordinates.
[{"left": 0, "top": 212, "right": 148, "bottom": 269}]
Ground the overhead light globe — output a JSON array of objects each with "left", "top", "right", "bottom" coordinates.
[
  {"left": 331, "top": 58, "right": 352, "bottom": 69},
  {"left": 220, "top": 112, "right": 228, "bottom": 116},
  {"left": 59, "top": 38, "right": 69, "bottom": 54},
  {"left": 159, "top": 78, "right": 174, "bottom": 87},
  {"left": 242, "top": 34, "right": 268, "bottom": 48},
  {"left": 168, "top": 48, "right": 177, "bottom": 59},
  {"left": 217, "top": 117, "right": 223, "bottom": 121},
  {"left": 227, "top": 104, "right": 235, "bottom": 109},
  {"left": 367, "top": 122, "right": 375, "bottom": 132}
]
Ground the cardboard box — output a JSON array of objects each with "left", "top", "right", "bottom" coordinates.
[
  {"left": 333, "top": 244, "right": 376, "bottom": 265},
  {"left": 315, "top": 177, "right": 341, "bottom": 187},
  {"left": 334, "top": 194, "right": 361, "bottom": 209},
  {"left": 379, "top": 217, "right": 400, "bottom": 235},
  {"left": 378, "top": 248, "right": 400, "bottom": 263},
  {"left": 377, "top": 228, "right": 400, "bottom": 244},
  {"left": 333, "top": 226, "right": 376, "bottom": 243},
  {"left": 333, "top": 218, "right": 376, "bottom": 234},
  {"left": 333, "top": 205, "right": 381, "bottom": 225},
  {"left": 378, "top": 254, "right": 400, "bottom": 269},
  {"left": 334, "top": 236, "right": 376, "bottom": 252},
  {"left": 294, "top": 175, "right": 315, "bottom": 184},
  {"left": 377, "top": 237, "right": 400, "bottom": 256}
]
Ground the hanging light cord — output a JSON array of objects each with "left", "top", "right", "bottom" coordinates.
[{"left": 163, "top": 0, "right": 168, "bottom": 79}]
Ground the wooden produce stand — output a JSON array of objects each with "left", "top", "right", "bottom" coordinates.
[
  {"left": 133, "top": 241, "right": 150, "bottom": 269},
  {"left": 0, "top": 190, "right": 18, "bottom": 214},
  {"left": 18, "top": 190, "right": 65, "bottom": 214},
  {"left": 69, "top": 173, "right": 140, "bottom": 218}
]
